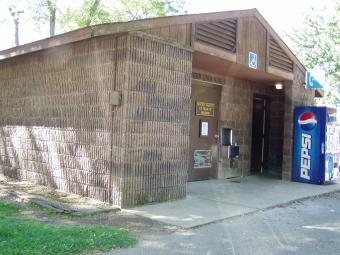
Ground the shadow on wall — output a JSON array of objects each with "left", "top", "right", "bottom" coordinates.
[
  {"left": 0, "top": 128, "right": 19, "bottom": 179},
  {"left": 0, "top": 36, "right": 121, "bottom": 204},
  {"left": 0, "top": 124, "right": 113, "bottom": 203}
]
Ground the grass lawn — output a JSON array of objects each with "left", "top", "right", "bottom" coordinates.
[{"left": 0, "top": 200, "right": 137, "bottom": 255}]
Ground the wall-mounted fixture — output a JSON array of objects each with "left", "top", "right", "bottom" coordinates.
[
  {"left": 275, "top": 82, "right": 283, "bottom": 90},
  {"left": 221, "top": 128, "right": 233, "bottom": 146},
  {"left": 228, "top": 145, "right": 240, "bottom": 159},
  {"left": 221, "top": 128, "right": 240, "bottom": 160},
  {"left": 109, "top": 91, "right": 122, "bottom": 106}
]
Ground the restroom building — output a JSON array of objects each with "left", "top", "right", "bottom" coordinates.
[{"left": 0, "top": 9, "right": 322, "bottom": 207}]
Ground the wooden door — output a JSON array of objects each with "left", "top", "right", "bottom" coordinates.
[{"left": 188, "top": 82, "right": 220, "bottom": 181}]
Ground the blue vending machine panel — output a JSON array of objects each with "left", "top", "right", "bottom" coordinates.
[
  {"left": 293, "top": 107, "right": 327, "bottom": 184},
  {"left": 325, "top": 107, "right": 340, "bottom": 181}
]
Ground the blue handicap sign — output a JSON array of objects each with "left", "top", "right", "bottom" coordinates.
[
  {"left": 305, "top": 71, "right": 323, "bottom": 89},
  {"left": 249, "top": 52, "right": 257, "bottom": 69}
]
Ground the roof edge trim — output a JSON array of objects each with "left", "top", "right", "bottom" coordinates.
[{"left": 0, "top": 9, "right": 256, "bottom": 60}]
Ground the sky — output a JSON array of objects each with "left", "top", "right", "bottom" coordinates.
[{"left": 0, "top": 0, "right": 335, "bottom": 81}]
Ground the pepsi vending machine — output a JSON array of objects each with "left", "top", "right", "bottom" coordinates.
[{"left": 293, "top": 106, "right": 340, "bottom": 184}]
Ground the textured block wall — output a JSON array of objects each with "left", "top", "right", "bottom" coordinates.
[
  {"left": 282, "top": 65, "right": 315, "bottom": 180},
  {"left": 0, "top": 35, "right": 123, "bottom": 204},
  {"left": 268, "top": 93, "right": 285, "bottom": 175},
  {"left": 0, "top": 33, "right": 192, "bottom": 207},
  {"left": 219, "top": 78, "right": 273, "bottom": 176},
  {"left": 119, "top": 34, "right": 192, "bottom": 207}
]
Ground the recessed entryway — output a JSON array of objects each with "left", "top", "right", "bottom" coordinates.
[{"left": 251, "top": 94, "right": 270, "bottom": 174}]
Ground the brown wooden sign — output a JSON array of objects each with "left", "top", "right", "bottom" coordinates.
[{"left": 196, "top": 101, "right": 215, "bottom": 117}]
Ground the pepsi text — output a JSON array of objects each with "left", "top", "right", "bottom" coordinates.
[{"left": 300, "top": 133, "right": 311, "bottom": 180}]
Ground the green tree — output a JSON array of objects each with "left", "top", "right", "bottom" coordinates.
[
  {"left": 60, "top": 0, "right": 112, "bottom": 31},
  {"left": 60, "top": 0, "right": 187, "bottom": 31},
  {"left": 289, "top": 2, "right": 340, "bottom": 104},
  {"left": 116, "top": 0, "right": 187, "bottom": 20}
]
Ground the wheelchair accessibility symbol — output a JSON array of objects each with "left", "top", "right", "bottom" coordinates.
[{"left": 249, "top": 52, "right": 257, "bottom": 69}]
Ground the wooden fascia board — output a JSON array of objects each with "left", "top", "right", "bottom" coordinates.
[
  {"left": 267, "top": 66, "right": 294, "bottom": 81},
  {"left": 92, "top": 9, "right": 257, "bottom": 36},
  {"left": 0, "top": 27, "right": 93, "bottom": 60},
  {"left": 193, "top": 42, "right": 237, "bottom": 62},
  {"left": 0, "top": 27, "right": 92, "bottom": 60},
  {"left": 129, "top": 31, "right": 193, "bottom": 51}
]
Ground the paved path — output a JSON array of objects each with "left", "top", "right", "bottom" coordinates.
[
  {"left": 114, "top": 191, "right": 340, "bottom": 255},
  {"left": 125, "top": 176, "right": 340, "bottom": 228}
]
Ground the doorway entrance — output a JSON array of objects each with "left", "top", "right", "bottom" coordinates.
[
  {"left": 251, "top": 94, "right": 270, "bottom": 174},
  {"left": 188, "top": 81, "right": 220, "bottom": 181}
]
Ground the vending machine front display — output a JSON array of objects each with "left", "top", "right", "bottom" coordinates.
[{"left": 293, "top": 106, "right": 339, "bottom": 184}]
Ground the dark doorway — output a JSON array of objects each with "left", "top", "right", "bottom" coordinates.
[
  {"left": 188, "top": 81, "right": 220, "bottom": 181},
  {"left": 251, "top": 94, "right": 270, "bottom": 174}
]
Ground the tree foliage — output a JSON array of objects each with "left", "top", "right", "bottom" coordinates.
[
  {"left": 60, "top": 0, "right": 112, "bottom": 31},
  {"left": 115, "top": 0, "right": 187, "bottom": 20},
  {"left": 289, "top": 1, "right": 340, "bottom": 104},
  {"left": 60, "top": 0, "right": 187, "bottom": 31}
]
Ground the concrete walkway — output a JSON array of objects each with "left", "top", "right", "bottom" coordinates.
[{"left": 124, "top": 176, "right": 340, "bottom": 228}]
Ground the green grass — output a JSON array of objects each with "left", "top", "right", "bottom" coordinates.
[
  {"left": 0, "top": 200, "right": 137, "bottom": 255},
  {"left": 0, "top": 201, "right": 20, "bottom": 217}
]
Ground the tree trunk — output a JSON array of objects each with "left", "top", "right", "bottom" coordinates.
[
  {"left": 47, "top": 0, "right": 57, "bottom": 37},
  {"left": 8, "top": 7, "right": 23, "bottom": 47},
  {"left": 14, "top": 19, "right": 19, "bottom": 46},
  {"left": 50, "top": 7, "right": 56, "bottom": 36}
]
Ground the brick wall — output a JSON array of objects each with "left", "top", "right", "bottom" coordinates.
[
  {"left": 119, "top": 34, "right": 192, "bottom": 207},
  {"left": 220, "top": 78, "right": 284, "bottom": 176},
  {"left": 0, "top": 33, "right": 192, "bottom": 207},
  {"left": 282, "top": 65, "right": 315, "bottom": 180},
  {"left": 0, "top": 36, "right": 120, "bottom": 203},
  {"left": 268, "top": 93, "right": 285, "bottom": 175}
]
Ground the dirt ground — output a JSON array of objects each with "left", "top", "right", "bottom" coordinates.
[{"left": 0, "top": 175, "right": 179, "bottom": 237}]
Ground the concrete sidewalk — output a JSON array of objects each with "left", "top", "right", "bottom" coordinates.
[{"left": 124, "top": 176, "right": 340, "bottom": 228}]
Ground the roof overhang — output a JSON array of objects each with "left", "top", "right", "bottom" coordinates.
[
  {"left": 193, "top": 50, "right": 292, "bottom": 84},
  {"left": 0, "top": 9, "right": 255, "bottom": 60},
  {"left": 0, "top": 8, "right": 305, "bottom": 76}
]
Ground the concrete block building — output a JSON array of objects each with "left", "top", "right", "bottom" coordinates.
[{"left": 0, "top": 9, "right": 322, "bottom": 207}]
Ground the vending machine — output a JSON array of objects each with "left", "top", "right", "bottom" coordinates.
[{"left": 293, "top": 106, "right": 340, "bottom": 184}]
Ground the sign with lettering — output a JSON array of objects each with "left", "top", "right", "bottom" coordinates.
[
  {"left": 200, "top": 120, "right": 209, "bottom": 137},
  {"left": 196, "top": 101, "right": 215, "bottom": 117},
  {"left": 194, "top": 150, "right": 212, "bottom": 168}
]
